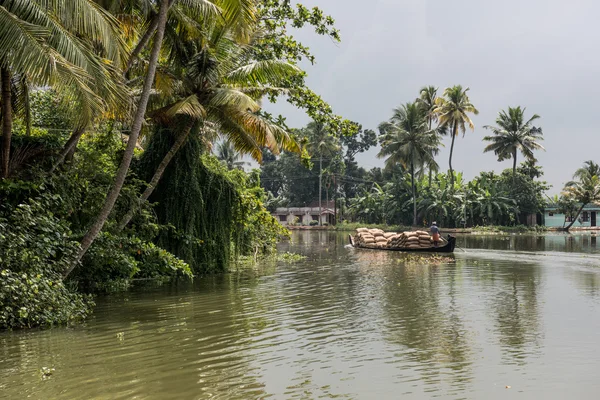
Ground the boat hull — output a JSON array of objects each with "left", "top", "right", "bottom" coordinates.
[{"left": 349, "top": 234, "right": 456, "bottom": 253}]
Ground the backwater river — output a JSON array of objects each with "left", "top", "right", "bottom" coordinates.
[{"left": 2, "top": 231, "right": 600, "bottom": 399}]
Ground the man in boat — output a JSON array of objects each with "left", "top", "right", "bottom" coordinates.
[{"left": 430, "top": 221, "right": 440, "bottom": 247}]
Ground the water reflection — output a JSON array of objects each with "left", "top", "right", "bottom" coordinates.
[
  {"left": 470, "top": 259, "right": 543, "bottom": 366},
  {"left": 460, "top": 232, "right": 600, "bottom": 254},
  {"left": 381, "top": 260, "right": 474, "bottom": 395}
]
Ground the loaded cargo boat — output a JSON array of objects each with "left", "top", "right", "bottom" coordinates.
[{"left": 349, "top": 228, "right": 456, "bottom": 253}]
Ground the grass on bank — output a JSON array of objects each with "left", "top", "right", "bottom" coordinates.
[{"left": 334, "top": 222, "right": 547, "bottom": 234}]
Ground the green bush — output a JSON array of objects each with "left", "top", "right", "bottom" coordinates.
[
  {"left": 309, "top": 220, "right": 318, "bottom": 226},
  {"left": 0, "top": 194, "right": 79, "bottom": 275},
  {"left": 0, "top": 193, "right": 93, "bottom": 330},
  {"left": 0, "top": 270, "right": 92, "bottom": 330},
  {"left": 78, "top": 233, "right": 193, "bottom": 290}
]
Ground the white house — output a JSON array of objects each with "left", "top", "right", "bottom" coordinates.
[{"left": 272, "top": 201, "right": 335, "bottom": 226}]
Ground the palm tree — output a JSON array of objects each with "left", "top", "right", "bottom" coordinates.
[
  {"left": 416, "top": 86, "right": 438, "bottom": 130},
  {"left": 0, "top": 0, "right": 127, "bottom": 177},
  {"left": 378, "top": 102, "right": 441, "bottom": 226},
  {"left": 67, "top": 0, "right": 172, "bottom": 277},
  {"left": 68, "top": 0, "right": 271, "bottom": 274},
  {"left": 483, "top": 106, "right": 545, "bottom": 185},
  {"left": 216, "top": 139, "right": 248, "bottom": 170},
  {"left": 114, "top": 16, "right": 300, "bottom": 232},
  {"left": 305, "top": 121, "right": 340, "bottom": 225},
  {"left": 563, "top": 160, "right": 600, "bottom": 231},
  {"left": 434, "top": 85, "right": 479, "bottom": 185},
  {"left": 574, "top": 160, "right": 600, "bottom": 180},
  {"left": 416, "top": 86, "right": 440, "bottom": 185}
]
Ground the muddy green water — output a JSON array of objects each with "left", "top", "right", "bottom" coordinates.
[{"left": 2, "top": 232, "right": 600, "bottom": 399}]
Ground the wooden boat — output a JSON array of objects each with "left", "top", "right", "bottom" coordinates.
[{"left": 349, "top": 234, "right": 456, "bottom": 253}]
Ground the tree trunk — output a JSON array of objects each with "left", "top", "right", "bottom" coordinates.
[
  {"left": 64, "top": 0, "right": 170, "bottom": 278},
  {"left": 1, "top": 67, "right": 12, "bottom": 179},
  {"left": 318, "top": 153, "right": 322, "bottom": 226},
  {"left": 50, "top": 127, "right": 85, "bottom": 173},
  {"left": 512, "top": 149, "right": 518, "bottom": 188},
  {"left": 411, "top": 161, "right": 417, "bottom": 226},
  {"left": 116, "top": 125, "right": 191, "bottom": 231},
  {"left": 564, "top": 203, "right": 586, "bottom": 231},
  {"left": 333, "top": 175, "right": 337, "bottom": 226},
  {"left": 326, "top": 179, "right": 329, "bottom": 225},
  {"left": 124, "top": 0, "right": 175, "bottom": 76},
  {"left": 23, "top": 78, "right": 31, "bottom": 136},
  {"left": 448, "top": 121, "right": 457, "bottom": 186}
]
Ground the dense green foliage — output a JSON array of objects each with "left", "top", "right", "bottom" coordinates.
[
  {"left": 0, "top": 192, "right": 92, "bottom": 329},
  {"left": 0, "top": 0, "right": 350, "bottom": 329},
  {"left": 561, "top": 161, "right": 600, "bottom": 230},
  {"left": 0, "top": 270, "right": 92, "bottom": 330}
]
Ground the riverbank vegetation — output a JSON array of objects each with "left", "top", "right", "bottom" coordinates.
[
  {"left": 260, "top": 86, "right": 550, "bottom": 229},
  {"left": 0, "top": 0, "right": 351, "bottom": 329}
]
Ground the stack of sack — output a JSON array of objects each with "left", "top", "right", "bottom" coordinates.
[
  {"left": 355, "top": 228, "right": 375, "bottom": 247},
  {"left": 415, "top": 230, "right": 433, "bottom": 248},
  {"left": 355, "top": 228, "right": 434, "bottom": 249},
  {"left": 355, "top": 228, "right": 391, "bottom": 248},
  {"left": 387, "top": 230, "right": 433, "bottom": 249}
]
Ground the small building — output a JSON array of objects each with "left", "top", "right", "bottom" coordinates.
[
  {"left": 272, "top": 201, "right": 335, "bottom": 226},
  {"left": 544, "top": 204, "right": 600, "bottom": 228}
]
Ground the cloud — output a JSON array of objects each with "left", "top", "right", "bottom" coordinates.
[{"left": 264, "top": 0, "right": 600, "bottom": 193}]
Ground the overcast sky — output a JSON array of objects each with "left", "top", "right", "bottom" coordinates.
[{"left": 262, "top": 0, "right": 600, "bottom": 194}]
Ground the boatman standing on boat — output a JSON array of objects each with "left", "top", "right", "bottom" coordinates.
[{"left": 430, "top": 222, "right": 440, "bottom": 247}]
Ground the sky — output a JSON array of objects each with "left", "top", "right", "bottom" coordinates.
[{"left": 261, "top": 0, "right": 600, "bottom": 194}]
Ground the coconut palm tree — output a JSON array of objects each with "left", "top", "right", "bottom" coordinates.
[
  {"left": 68, "top": 0, "right": 266, "bottom": 275},
  {"left": 67, "top": 0, "right": 172, "bottom": 276},
  {"left": 434, "top": 85, "right": 479, "bottom": 185},
  {"left": 416, "top": 86, "right": 438, "bottom": 130},
  {"left": 483, "top": 106, "right": 544, "bottom": 185},
  {"left": 114, "top": 18, "right": 300, "bottom": 232},
  {"left": 574, "top": 160, "right": 600, "bottom": 180},
  {"left": 563, "top": 160, "right": 600, "bottom": 231},
  {"left": 305, "top": 121, "right": 340, "bottom": 225},
  {"left": 216, "top": 139, "right": 248, "bottom": 170},
  {"left": 378, "top": 102, "right": 441, "bottom": 226},
  {"left": 416, "top": 86, "right": 440, "bottom": 185},
  {"left": 51, "top": 0, "right": 232, "bottom": 171},
  {"left": 0, "top": 0, "right": 128, "bottom": 177}
]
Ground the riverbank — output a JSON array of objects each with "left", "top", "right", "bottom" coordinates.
[{"left": 332, "top": 222, "right": 548, "bottom": 234}]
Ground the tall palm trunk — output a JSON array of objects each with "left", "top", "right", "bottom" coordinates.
[
  {"left": 318, "top": 153, "right": 322, "bottom": 226},
  {"left": 22, "top": 77, "right": 31, "bottom": 136},
  {"left": 116, "top": 125, "right": 192, "bottom": 231},
  {"left": 512, "top": 148, "right": 518, "bottom": 187},
  {"left": 448, "top": 121, "right": 457, "bottom": 186},
  {"left": 124, "top": 0, "right": 175, "bottom": 75},
  {"left": 64, "top": 0, "right": 170, "bottom": 278},
  {"left": 565, "top": 203, "right": 586, "bottom": 231},
  {"left": 325, "top": 179, "right": 329, "bottom": 225},
  {"left": 1, "top": 67, "right": 12, "bottom": 178},
  {"left": 411, "top": 161, "right": 417, "bottom": 226}
]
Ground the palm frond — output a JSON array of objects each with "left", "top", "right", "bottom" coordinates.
[{"left": 225, "top": 60, "right": 301, "bottom": 86}]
